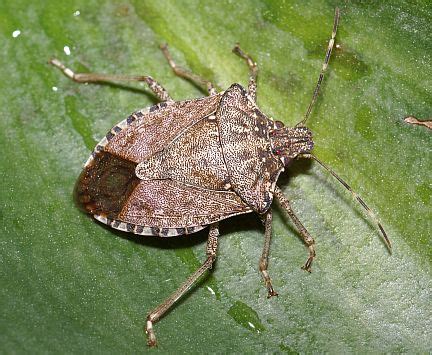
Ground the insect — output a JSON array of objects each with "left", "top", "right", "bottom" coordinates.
[{"left": 50, "top": 8, "right": 390, "bottom": 347}]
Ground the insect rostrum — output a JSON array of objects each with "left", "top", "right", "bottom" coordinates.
[{"left": 50, "top": 8, "right": 390, "bottom": 347}]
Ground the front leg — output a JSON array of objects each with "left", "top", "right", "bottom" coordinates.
[
  {"left": 259, "top": 209, "right": 278, "bottom": 297},
  {"left": 232, "top": 44, "right": 258, "bottom": 102},
  {"left": 274, "top": 186, "right": 316, "bottom": 272}
]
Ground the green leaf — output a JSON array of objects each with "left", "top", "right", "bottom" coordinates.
[{"left": 1, "top": 1, "right": 430, "bottom": 353}]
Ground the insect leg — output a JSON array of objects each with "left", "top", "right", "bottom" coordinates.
[
  {"left": 145, "top": 223, "right": 219, "bottom": 347},
  {"left": 259, "top": 209, "right": 278, "bottom": 298},
  {"left": 232, "top": 43, "right": 258, "bottom": 102},
  {"left": 160, "top": 44, "right": 217, "bottom": 95},
  {"left": 274, "top": 186, "right": 316, "bottom": 272},
  {"left": 49, "top": 58, "right": 172, "bottom": 102}
]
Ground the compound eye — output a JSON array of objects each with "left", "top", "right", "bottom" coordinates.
[{"left": 273, "top": 120, "right": 284, "bottom": 129}]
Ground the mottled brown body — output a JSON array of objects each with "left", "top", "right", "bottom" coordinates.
[
  {"left": 52, "top": 8, "right": 390, "bottom": 347},
  {"left": 75, "top": 82, "right": 309, "bottom": 238},
  {"left": 76, "top": 84, "right": 283, "bottom": 237}
]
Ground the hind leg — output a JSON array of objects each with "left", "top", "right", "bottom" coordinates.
[
  {"left": 49, "top": 58, "right": 172, "bottom": 102},
  {"left": 145, "top": 223, "right": 219, "bottom": 347}
]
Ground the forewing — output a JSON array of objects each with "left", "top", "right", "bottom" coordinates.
[
  {"left": 75, "top": 93, "right": 252, "bottom": 237},
  {"left": 99, "top": 94, "right": 221, "bottom": 163},
  {"left": 117, "top": 180, "right": 252, "bottom": 230},
  {"left": 76, "top": 93, "right": 239, "bottom": 236},
  {"left": 135, "top": 115, "right": 230, "bottom": 191},
  {"left": 76, "top": 150, "right": 251, "bottom": 236}
]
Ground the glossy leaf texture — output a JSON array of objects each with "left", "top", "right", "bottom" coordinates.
[{"left": 0, "top": 1, "right": 430, "bottom": 353}]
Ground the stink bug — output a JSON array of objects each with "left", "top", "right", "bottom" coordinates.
[{"left": 50, "top": 8, "right": 390, "bottom": 347}]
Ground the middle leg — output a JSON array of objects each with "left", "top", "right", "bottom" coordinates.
[
  {"left": 160, "top": 44, "right": 217, "bottom": 95},
  {"left": 259, "top": 209, "right": 278, "bottom": 298}
]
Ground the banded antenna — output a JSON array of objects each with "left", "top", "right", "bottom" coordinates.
[
  {"left": 301, "top": 153, "right": 392, "bottom": 251},
  {"left": 296, "top": 7, "right": 340, "bottom": 127}
]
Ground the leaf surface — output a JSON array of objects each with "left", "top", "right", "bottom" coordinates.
[{"left": 1, "top": 1, "right": 430, "bottom": 353}]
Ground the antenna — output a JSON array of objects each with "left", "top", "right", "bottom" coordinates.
[
  {"left": 301, "top": 153, "right": 392, "bottom": 251},
  {"left": 296, "top": 8, "right": 340, "bottom": 127}
]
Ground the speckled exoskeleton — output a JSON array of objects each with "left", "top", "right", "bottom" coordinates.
[{"left": 50, "top": 8, "right": 390, "bottom": 347}]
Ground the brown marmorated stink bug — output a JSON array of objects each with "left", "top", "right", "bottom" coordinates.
[{"left": 50, "top": 8, "right": 391, "bottom": 346}]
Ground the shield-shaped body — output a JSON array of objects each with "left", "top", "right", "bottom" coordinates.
[
  {"left": 75, "top": 84, "right": 285, "bottom": 236},
  {"left": 54, "top": 11, "right": 390, "bottom": 346}
]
